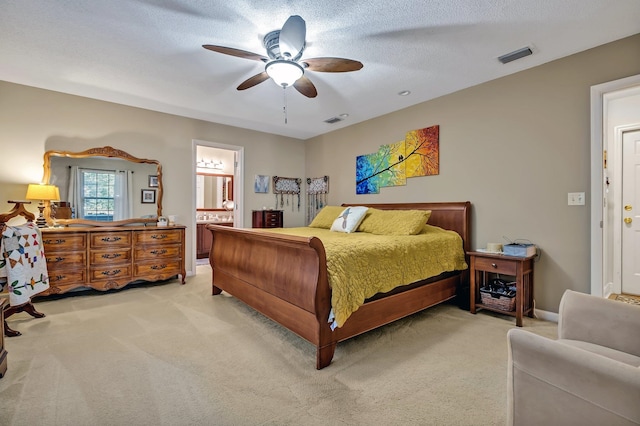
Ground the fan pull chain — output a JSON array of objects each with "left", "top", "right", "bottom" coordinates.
[{"left": 283, "top": 87, "right": 288, "bottom": 124}]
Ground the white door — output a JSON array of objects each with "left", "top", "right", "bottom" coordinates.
[{"left": 622, "top": 128, "right": 640, "bottom": 295}]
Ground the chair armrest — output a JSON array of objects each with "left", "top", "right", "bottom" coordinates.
[
  {"left": 507, "top": 328, "right": 640, "bottom": 425},
  {"left": 558, "top": 290, "right": 640, "bottom": 356}
]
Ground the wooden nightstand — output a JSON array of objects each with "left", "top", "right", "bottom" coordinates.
[
  {"left": 468, "top": 251, "right": 535, "bottom": 327},
  {"left": 252, "top": 210, "right": 283, "bottom": 228}
]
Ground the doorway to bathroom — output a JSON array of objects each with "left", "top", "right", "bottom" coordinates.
[{"left": 192, "top": 139, "right": 244, "bottom": 271}]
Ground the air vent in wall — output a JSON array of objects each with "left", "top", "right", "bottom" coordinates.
[
  {"left": 324, "top": 116, "right": 344, "bottom": 124},
  {"left": 498, "top": 46, "right": 533, "bottom": 64}
]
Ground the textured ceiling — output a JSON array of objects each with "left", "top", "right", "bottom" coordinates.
[{"left": 2, "top": 1, "right": 640, "bottom": 140}]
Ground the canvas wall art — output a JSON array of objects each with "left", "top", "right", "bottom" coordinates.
[{"left": 356, "top": 125, "right": 439, "bottom": 194}]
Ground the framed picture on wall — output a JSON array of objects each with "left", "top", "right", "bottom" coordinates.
[
  {"left": 141, "top": 189, "right": 156, "bottom": 203},
  {"left": 254, "top": 175, "right": 269, "bottom": 193},
  {"left": 148, "top": 175, "right": 159, "bottom": 187}
]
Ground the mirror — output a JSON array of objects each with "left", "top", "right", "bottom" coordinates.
[
  {"left": 196, "top": 173, "right": 233, "bottom": 210},
  {"left": 43, "top": 146, "right": 162, "bottom": 226}
]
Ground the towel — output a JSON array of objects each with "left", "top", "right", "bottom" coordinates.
[{"left": 0, "top": 222, "right": 50, "bottom": 306}]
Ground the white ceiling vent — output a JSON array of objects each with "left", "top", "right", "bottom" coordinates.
[
  {"left": 498, "top": 47, "right": 533, "bottom": 64},
  {"left": 324, "top": 116, "right": 344, "bottom": 124}
]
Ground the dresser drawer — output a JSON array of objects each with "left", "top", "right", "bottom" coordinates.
[
  {"left": 134, "top": 245, "right": 181, "bottom": 260},
  {"left": 264, "top": 212, "right": 280, "bottom": 221},
  {"left": 89, "top": 265, "right": 132, "bottom": 282},
  {"left": 48, "top": 269, "right": 87, "bottom": 286},
  {"left": 134, "top": 260, "right": 182, "bottom": 277},
  {"left": 134, "top": 229, "right": 183, "bottom": 245},
  {"left": 90, "top": 248, "right": 132, "bottom": 265},
  {"left": 474, "top": 257, "right": 517, "bottom": 275},
  {"left": 91, "top": 232, "right": 132, "bottom": 248},
  {"left": 46, "top": 251, "right": 86, "bottom": 268},
  {"left": 43, "top": 234, "right": 87, "bottom": 252}
]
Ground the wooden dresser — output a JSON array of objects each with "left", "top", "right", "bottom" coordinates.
[
  {"left": 40, "top": 225, "right": 186, "bottom": 295},
  {"left": 252, "top": 210, "right": 283, "bottom": 228}
]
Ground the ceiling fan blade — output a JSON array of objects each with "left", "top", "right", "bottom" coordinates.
[
  {"left": 293, "top": 76, "right": 317, "bottom": 98},
  {"left": 279, "top": 15, "right": 306, "bottom": 59},
  {"left": 302, "top": 57, "right": 363, "bottom": 73},
  {"left": 237, "top": 72, "right": 270, "bottom": 90},
  {"left": 203, "top": 45, "right": 268, "bottom": 62}
]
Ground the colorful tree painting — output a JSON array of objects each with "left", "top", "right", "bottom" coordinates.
[
  {"left": 405, "top": 125, "right": 439, "bottom": 177},
  {"left": 356, "top": 153, "right": 380, "bottom": 194},
  {"left": 356, "top": 125, "right": 439, "bottom": 194}
]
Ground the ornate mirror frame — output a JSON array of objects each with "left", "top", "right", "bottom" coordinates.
[{"left": 43, "top": 146, "right": 163, "bottom": 226}]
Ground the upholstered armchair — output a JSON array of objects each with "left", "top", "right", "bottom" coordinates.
[{"left": 507, "top": 290, "right": 640, "bottom": 425}]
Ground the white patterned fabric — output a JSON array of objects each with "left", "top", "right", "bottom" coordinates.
[
  {"left": 0, "top": 222, "right": 50, "bottom": 306},
  {"left": 330, "top": 206, "right": 368, "bottom": 233}
]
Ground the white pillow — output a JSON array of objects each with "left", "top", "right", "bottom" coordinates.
[{"left": 330, "top": 206, "right": 368, "bottom": 233}]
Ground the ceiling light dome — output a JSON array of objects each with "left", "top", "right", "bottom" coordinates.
[{"left": 265, "top": 60, "right": 304, "bottom": 87}]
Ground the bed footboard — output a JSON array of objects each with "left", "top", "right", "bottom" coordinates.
[{"left": 207, "top": 225, "right": 335, "bottom": 368}]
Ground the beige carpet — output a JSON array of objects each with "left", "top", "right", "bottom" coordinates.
[{"left": 0, "top": 266, "right": 557, "bottom": 426}]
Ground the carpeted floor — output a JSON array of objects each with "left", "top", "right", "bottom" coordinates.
[{"left": 0, "top": 265, "right": 557, "bottom": 426}]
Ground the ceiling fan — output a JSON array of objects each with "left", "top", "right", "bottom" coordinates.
[{"left": 203, "top": 15, "right": 363, "bottom": 98}]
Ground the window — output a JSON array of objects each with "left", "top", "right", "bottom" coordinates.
[{"left": 81, "top": 169, "right": 115, "bottom": 221}]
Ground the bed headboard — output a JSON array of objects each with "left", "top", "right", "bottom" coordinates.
[{"left": 342, "top": 201, "right": 471, "bottom": 252}]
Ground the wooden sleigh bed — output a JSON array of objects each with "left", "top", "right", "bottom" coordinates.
[{"left": 207, "top": 201, "right": 471, "bottom": 369}]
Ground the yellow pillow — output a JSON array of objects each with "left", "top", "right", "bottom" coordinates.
[
  {"left": 357, "top": 209, "right": 432, "bottom": 235},
  {"left": 308, "top": 206, "right": 346, "bottom": 229}
]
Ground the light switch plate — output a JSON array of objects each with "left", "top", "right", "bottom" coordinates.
[{"left": 568, "top": 192, "right": 585, "bottom": 205}]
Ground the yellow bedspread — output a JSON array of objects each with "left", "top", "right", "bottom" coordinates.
[{"left": 265, "top": 225, "right": 467, "bottom": 328}]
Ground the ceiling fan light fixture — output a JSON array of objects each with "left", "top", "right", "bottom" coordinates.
[{"left": 266, "top": 59, "right": 304, "bottom": 87}]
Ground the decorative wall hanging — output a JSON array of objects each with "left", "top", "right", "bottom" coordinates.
[
  {"left": 254, "top": 175, "right": 269, "bottom": 193},
  {"left": 356, "top": 125, "right": 439, "bottom": 194},
  {"left": 306, "top": 176, "right": 329, "bottom": 224},
  {"left": 273, "top": 176, "right": 302, "bottom": 211}
]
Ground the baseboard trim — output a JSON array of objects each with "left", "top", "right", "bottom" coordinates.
[{"left": 534, "top": 308, "right": 558, "bottom": 323}]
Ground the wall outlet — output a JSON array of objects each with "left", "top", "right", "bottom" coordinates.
[{"left": 568, "top": 192, "right": 585, "bottom": 206}]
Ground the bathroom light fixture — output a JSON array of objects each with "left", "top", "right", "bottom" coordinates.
[
  {"left": 197, "top": 160, "right": 223, "bottom": 170},
  {"left": 265, "top": 60, "right": 304, "bottom": 87}
]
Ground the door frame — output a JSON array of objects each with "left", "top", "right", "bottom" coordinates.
[
  {"left": 590, "top": 74, "right": 640, "bottom": 297},
  {"left": 191, "top": 139, "right": 244, "bottom": 273}
]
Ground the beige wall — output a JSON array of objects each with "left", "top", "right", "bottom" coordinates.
[
  {"left": 0, "top": 82, "right": 305, "bottom": 272},
  {"left": 2, "top": 34, "right": 638, "bottom": 311},
  {"left": 305, "top": 33, "right": 640, "bottom": 312}
]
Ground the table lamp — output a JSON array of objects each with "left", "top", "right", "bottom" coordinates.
[{"left": 25, "top": 183, "right": 60, "bottom": 228}]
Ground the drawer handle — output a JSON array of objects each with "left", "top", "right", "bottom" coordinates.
[
  {"left": 101, "top": 269, "right": 121, "bottom": 276},
  {"left": 150, "top": 249, "right": 167, "bottom": 255},
  {"left": 491, "top": 263, "right": 498, "bottom": 268},
  {"left": 151, "top": 234, "right": 168, "bottom": 240},
  {"left": 46, "top": 239, "right": 66, "bottom": 245},
  {"left": 53, "top": 256, "right": 65, "bottom": 262},
  {"left": 101, "top": 236, "right": 122, "bottom": 242},
  {"left": 53, "top": 275, "right": 66, "bottom": 281},
  {"left": 101, "top": 253, "right": 122, "bottom": 259},
  {"left": 150, "top": 264, "right": 167, "bottom": 270}
]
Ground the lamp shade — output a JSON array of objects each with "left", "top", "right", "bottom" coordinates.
[
  {"left": 265, "top": 60, "right": 304, "bottom": 87},
  {"left": 26, "top": 184, "right": 60, "bottom": 201}
]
